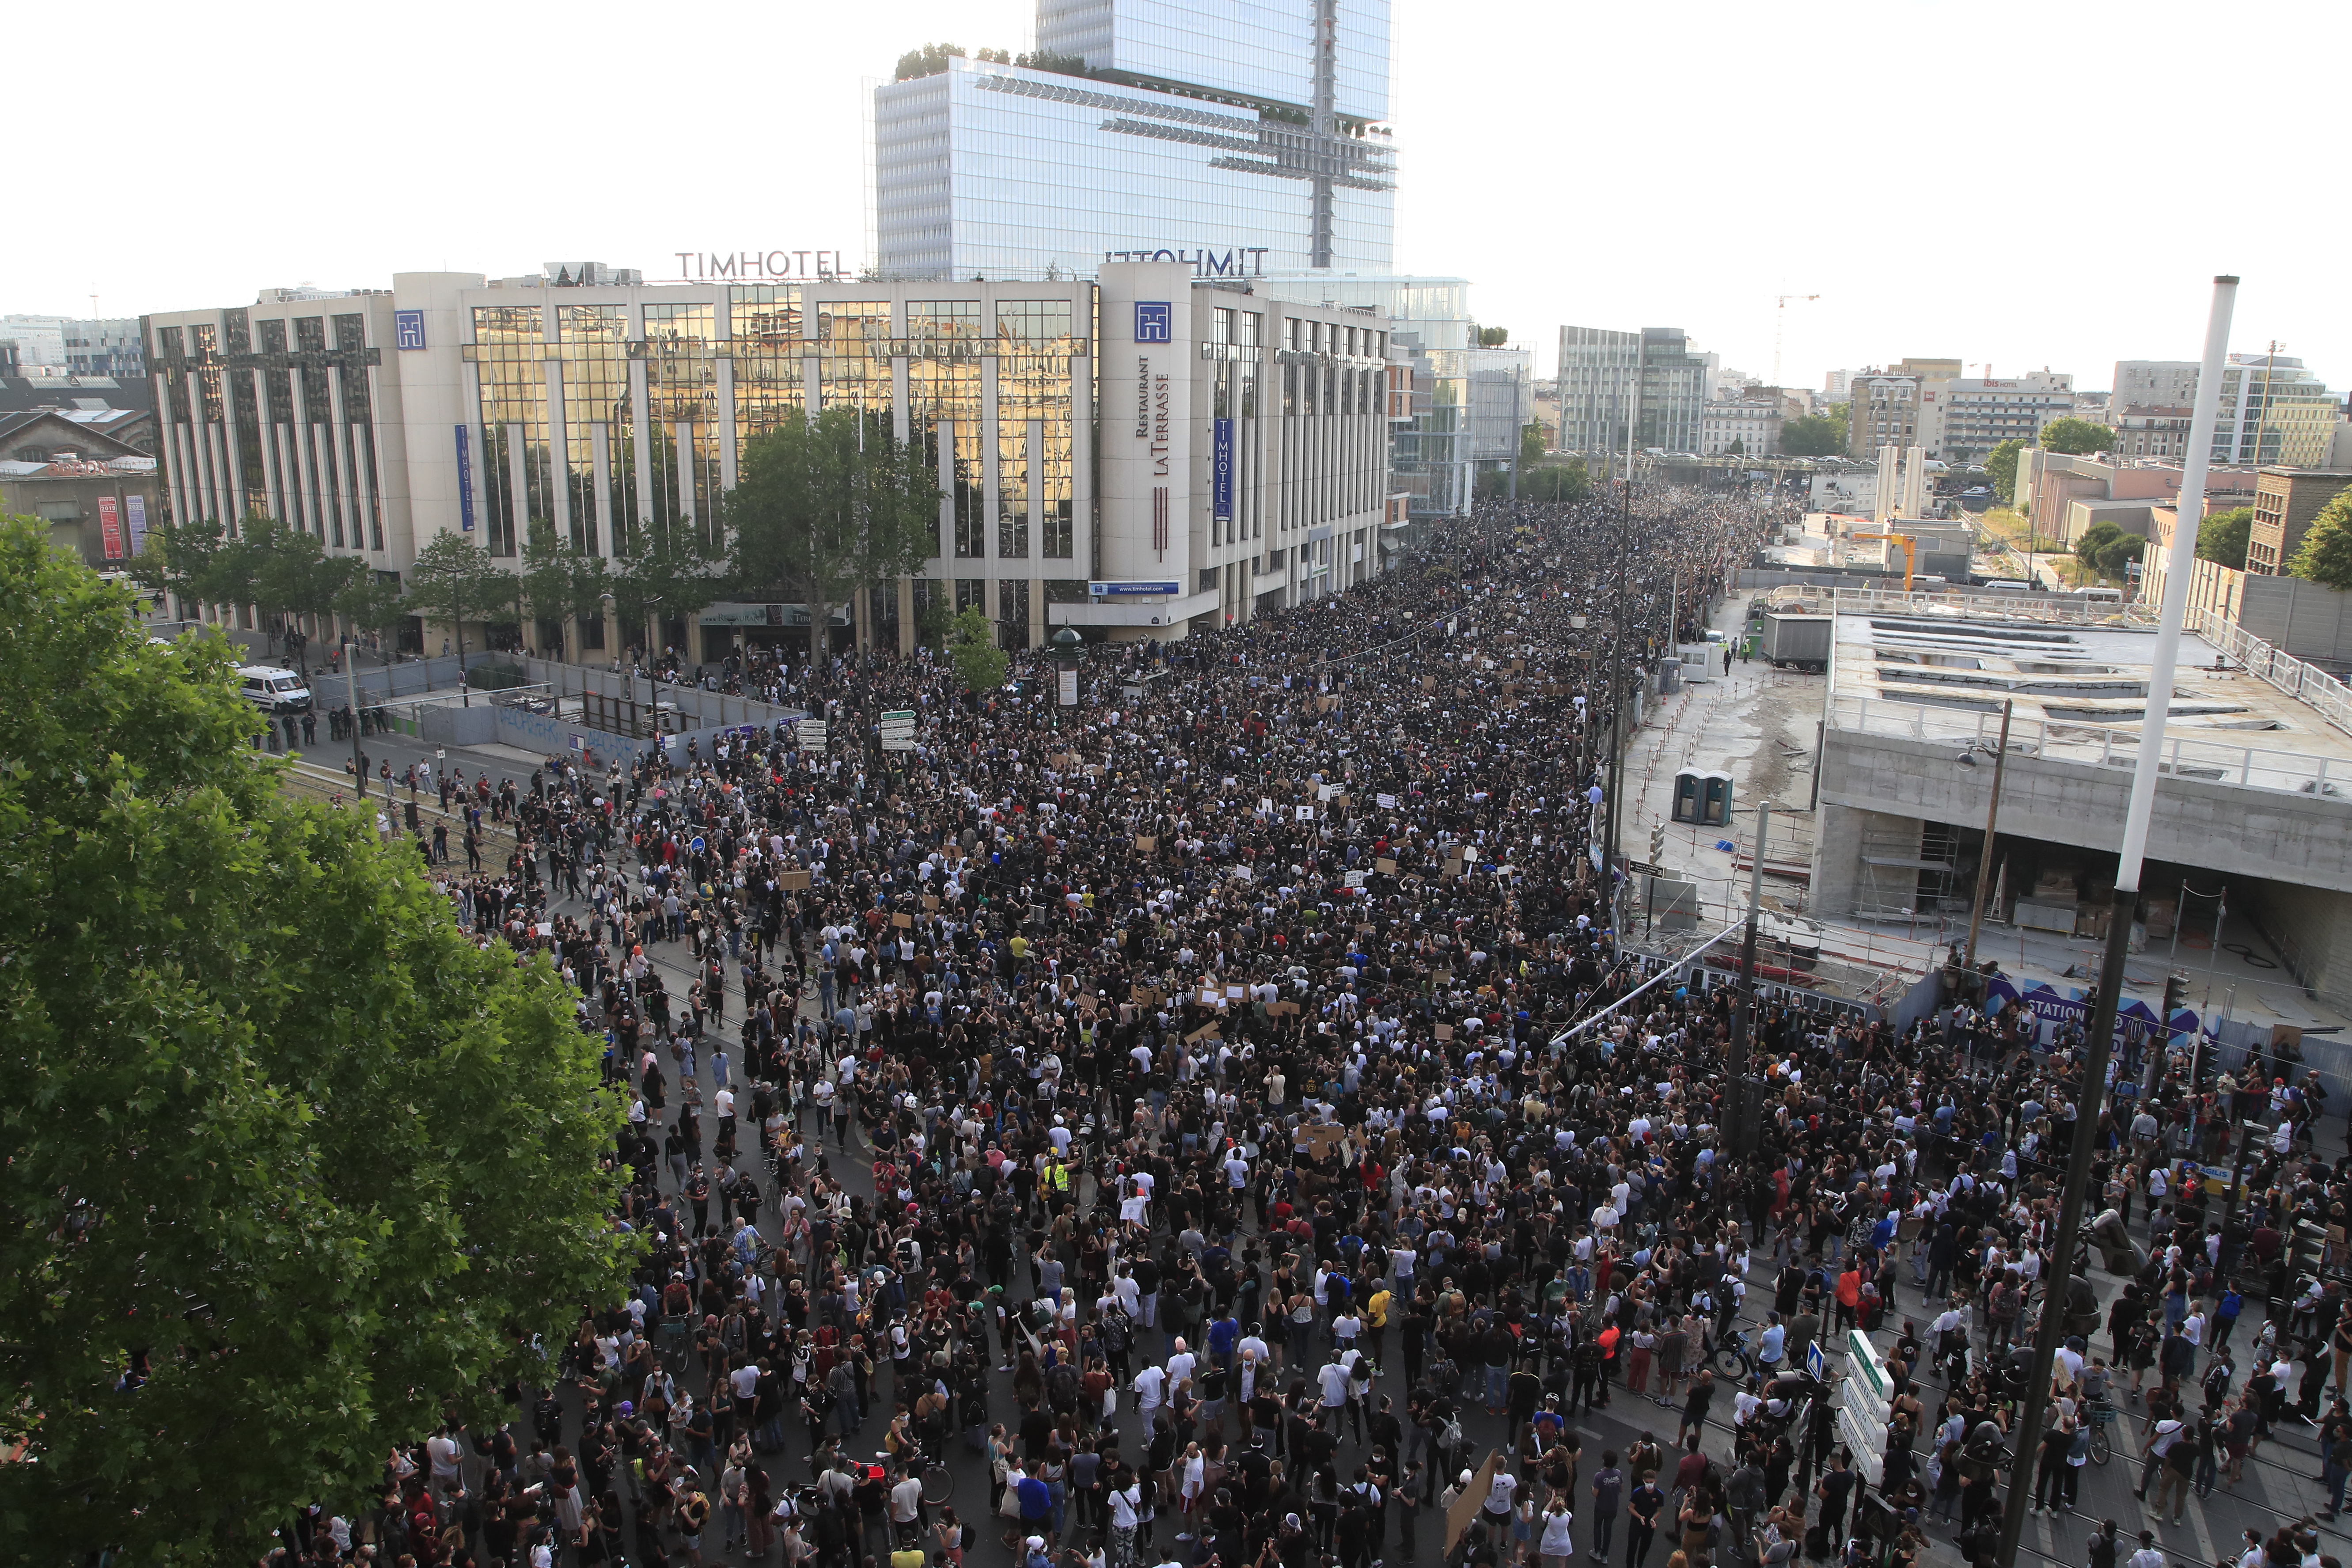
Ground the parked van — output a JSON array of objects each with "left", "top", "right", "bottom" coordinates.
[
  {"left": 2073, "top": 585, "right": 2122, "bottom": 604},
  {"left": 237, "top": 664, "right": 313, "bottom": 715}
]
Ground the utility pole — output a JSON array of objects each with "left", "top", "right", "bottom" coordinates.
[
  {"left": 1960, "top": 699, "right": 2015, "bottom": 977},
  {"left": 344, "top": 638, "right": 367, "bottom": 798},
  {"left": 1996, "top": 274, "right": 2238, "bottom": 1567},
  {"left": 1729, "top": 800, "right": 1773, "bottom": 1158}
]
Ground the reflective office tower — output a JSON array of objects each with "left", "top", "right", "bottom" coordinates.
[
  {"left": 876, "top": 0, "right": 1396, "bottom": 280},
  {"left": 1554, "top": 327, "right": 1711, "bottom": 460},
  {"left": 142, "top": 261, "right": 1397, "bottom": 651}
]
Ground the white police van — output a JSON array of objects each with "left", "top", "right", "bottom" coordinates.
[{"left": 237, "top": 665, "right": 314, "bottom": 715}]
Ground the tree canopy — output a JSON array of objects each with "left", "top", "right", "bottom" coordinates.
[
  {"left": 947, "top": 605, "right": 1009, "bottom": 692},
  {"left": 0, "top": 516, "right": 633, "bottom": 1563},
  {"left": 1780, "top": 415, "right": 1844, "bottom": 457},
  {"left": 2196, "top": 507, "right": 2254, "bottom": 572},
  {"left": 2288, "top": 491, "right": 2352, "bottom": 591},
  {"left": 609, "top": 521, "right": 721, "bottom": 660},
  {"left": 405, "top": 529, "right": 508, "bottom": 661},
  {"left": 728, "top": 408, "right": 941, "bottom": 659},
  {"left": 2075, "top": 520, "right": 2146, "bottom": 579},
  {"left": 1520, "top": 421, "right": 1547, "bottom": 468},
  {"left": 2038, "top": 417, "right": 2117, "bottom": 456},
  {"left": 1985, "top": 439, "right": 2026, "bottom": 504}
]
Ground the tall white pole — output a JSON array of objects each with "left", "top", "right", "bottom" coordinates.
[
  {"left": 1996, "top": 273, "right": 2238, "bottom": 1565},
  {"left": 2116, "top": 276, "right": 2238, "bottom": 892}
]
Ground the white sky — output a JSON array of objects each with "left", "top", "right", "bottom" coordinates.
[{"left": 9, "top": 0, "right": 2344, "bottom": 395}]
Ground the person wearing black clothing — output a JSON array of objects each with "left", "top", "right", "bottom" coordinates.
[{"left": 1624, "top": 1476, "right": 1664, "bottom": 1568}]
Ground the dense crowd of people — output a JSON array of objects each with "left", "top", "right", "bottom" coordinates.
[{"left": 268, "top": 489, "right": 2352, "bottom": 1568}]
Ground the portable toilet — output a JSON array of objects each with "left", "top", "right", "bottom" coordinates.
[
  {"left": 1675, "top": 767, "right": 1735, "bottom": 826},
  {"left": 1657, "top": 657, "right": 1682, "bottom": 696},
  {"left": 1672, "top": 767, "right": 1703, "bottom": 824}
]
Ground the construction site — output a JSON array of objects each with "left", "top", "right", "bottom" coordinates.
[{"left": 1616, "top": 574, "right": 2352, "bottom": 1081}]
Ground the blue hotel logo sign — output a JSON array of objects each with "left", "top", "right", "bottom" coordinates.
[
  {"left": 1134, "top": 302, "right": 1171, "bottom": 343},
  {"left": 394, "top": 310, "right": 427, "bottom": 350}
]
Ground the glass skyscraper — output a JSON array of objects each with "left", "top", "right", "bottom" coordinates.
[{"left": 876, "top": 0, "right": 1396, "bottom": 281}]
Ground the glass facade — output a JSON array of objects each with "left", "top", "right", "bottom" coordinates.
[
  {"left": 472, "top": 304, "right": 548, "bottom": 557},
  {"left": 558, "top": 303, "right": 630, "bottom": 556},
  {"left": 906, "top": 304, "right": 986, "bottom": 562},
  {"left": 1038, "top": 0, "right": 1390, "bottom": 124},
  {"left": 332, "top": 313, "right": 386, "bottom": 552},
  {"left": 877, "top": 60, "right": 1393, "bottom": 281},
  {"left": 297, "top": 316, "right": 341, "bottom": 546},
  {"left": 224, "top": 308, "right": 267, "bottom": 527},
  {"left": 642, "top": 303, "right": 722, "bottom": 552},
  {"left": 728, "top": 285, "right": 806, "bottom": 458}
]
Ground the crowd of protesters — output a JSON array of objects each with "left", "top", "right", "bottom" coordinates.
[{"left": 266, "top": 488, "right": 2352, "bottom": 1568}]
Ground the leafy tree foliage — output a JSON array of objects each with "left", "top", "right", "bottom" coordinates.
[
  {"left": 0, "top": 517, "right": 633, "bottom": 1563},
  {"left": 1520, "top": 421, "right": 1547, "bottom": 468},
  {"left": 515, "top": 521, "right": 609, "bottom": 653},
  {"left": 948, "top": 605, "right": 1009, "bottom": 692},
  {"left": 2075, "top": 520, "right": 2147, "bottom": 579},
  {"left": 728, "top": 408, "right": 940, "bottom": 661},
  {"left": 1781, "top": 415, "right": 1844, "bottom": 457},
  {"left": 1521, "top": 460, "right": 1592, "bottom": 504},
  {"left": 405, "top": 529, "right": 508, "bottom": 661},
  {"left": 2288, "top": 491, "right": 2352, "bottom": 591},
  {"left": 2196, "top": 507, "right": 2254, "bottom": 572},
  {"left": 1985, "top": 439, "right": 2026, "bottom": 504},
  {"left": 2038, "top": 417, "right": 2117, "bottom": 456},
  {"left": 1476, "top": 327, "right": 1510, "bottom": 347},
  {"left": 895, "top": 41, "right": 965, "bottom": 79},
  {"left": 610, "top": 522, "right": 721, "bottom": 659}
]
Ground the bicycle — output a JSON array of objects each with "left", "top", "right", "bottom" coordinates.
[
  {"left": 1711, "top": 1328, "right": 1753, "bottom": 1382},
  {"left": 919, "top": 1454, "right": 956, "bottom": 1505},
  {"left": 2085, "top": 1398, "right": 2119, "bottom": 1466}
]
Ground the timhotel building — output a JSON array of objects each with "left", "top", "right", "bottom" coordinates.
[{"left": 140, "top": 259, "right": 1400, "bottom": 653}]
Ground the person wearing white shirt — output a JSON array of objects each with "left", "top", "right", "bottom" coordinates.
[
  {"left": 1317, "top": 1357, "right": 1352, "bottom": 1420},
  {"left": 1165, "top": 1340, "right": 1197, "bottom": 1390},
  {"left": 1132, "top": 1364, "right": 1167, "bottom": 1412}
]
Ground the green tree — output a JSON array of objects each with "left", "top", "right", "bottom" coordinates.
[
  {"left": 405, "top": 529, "right": 507, "bottom": 663},
  {"left": 894, "top": 41, "right": 964, "bottom": 79},
  {"left": 195, "top": 516, "right": 270, "bottom": 627},
  {"left": 2288, "top": 490, "right": 2352, "bottom": 591},
  {"left": 0, "top": 516, "right": 634, "bottom": 1564},
  {"left": 1520, "top": 421, "right": 1547, "bottom": 468},
  {"left": 125, "top": 515, "right": 223, "bottom": 608},
  {"left": 1727, "top": 437, "right": 1745, "bottom": 457},
  {"left": 728, "top": 407, "right": 941, "bottom": 661},
  {"left": 516, "top": 522, "right": 612, "bottom": 656},
  {"left": 1522, "top": 460, "right": 1592, "bottom": 504},
  {"left": 1477, "top": 327, "right": 1510, "bottom": 347},
  {"left": 1985, "top": 439, "right": 2026, "bottom": 504},
  {"left": 333, "top": 570, "right": 410, "bottom": 646},
  {"left": 2196, "top": 506, "right": 2254, "bottom": 572},
  {"left": 1781, "top": 415, "right": 1844, "bottom": 457},
  {"left": 611, "top": 522, "right": 721, "bottom": 660},
  {"left": 2075, "top": 520, "right": 2124, "bottom": 569},
  {"left": 2074, "top": 520, "right": 2145, "bottom": 580},
  {"left": 253, "top": 520, "right": 364, "bottom": 664},
  {"left": 2038, "top": 417, "right": 2117, "bottom": 456},
  {"left": 947, "top": 605, "right": 1009, "bottom": 692}
]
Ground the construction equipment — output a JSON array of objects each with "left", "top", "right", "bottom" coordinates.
[
  {"left": 1851, "top": 532, "right": 1915, "bottom": 592},
  {"left": 1771, "top": 293, "right": 1820, "bottom": 386}
]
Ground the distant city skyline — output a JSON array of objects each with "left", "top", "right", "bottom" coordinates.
[{"left": 11, "top": 0, "right": 2343, "bottom": 397}]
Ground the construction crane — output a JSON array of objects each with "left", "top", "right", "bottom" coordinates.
[{"left": 1772, "top": 293, "right": 1819, "bottom": 387}]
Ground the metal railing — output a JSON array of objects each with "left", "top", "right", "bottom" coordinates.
[
  {"left": 1824, "top": 585, "right": 2157, "bottom": 625},
  {"left": 2194, "top": 605, "right": 2352, "bottom": 740},
  {"left": 1828, "top": 692, "right": 2352, "bottom": 799}
]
